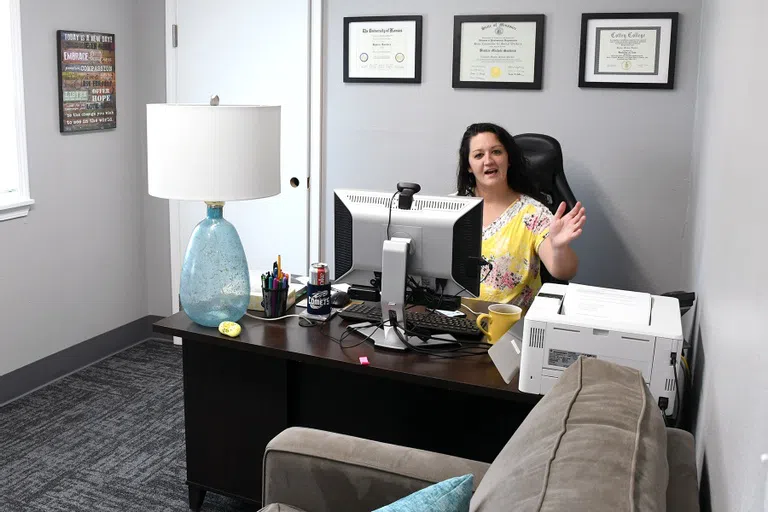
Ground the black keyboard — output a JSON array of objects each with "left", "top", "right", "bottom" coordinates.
[{"left": 338, "top": 302, "right": 484, "bottom": 340}]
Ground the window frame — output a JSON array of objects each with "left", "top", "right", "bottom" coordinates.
[{"left": 0, "top": 0, "right": 33, "bottom": 221}]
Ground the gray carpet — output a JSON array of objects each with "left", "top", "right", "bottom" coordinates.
[{"left": 0, "top": 340, "right": 257, "bottom": 511}]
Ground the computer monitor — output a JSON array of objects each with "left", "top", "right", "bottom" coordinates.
[{"left": 334, "top": 188, "right": 484, "bottom": 349}]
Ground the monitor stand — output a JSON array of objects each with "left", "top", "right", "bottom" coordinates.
[
  {"left": 365, "top": 237, "right": 459, "bottom": 351},
  {"left": 347, "top": 322, "right": 458, "bottom": 351}
]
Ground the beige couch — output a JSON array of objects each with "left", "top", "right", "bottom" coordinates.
[{"left": 259, "top": 358, "right": 699, "bottom": 511}]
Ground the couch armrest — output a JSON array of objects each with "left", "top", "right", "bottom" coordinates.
[
  {"left": 263, "top": 427, "right": 490, "bottom": 512},
  {"left": 666, "top": 428, "right": 699, "bottom": 512}
]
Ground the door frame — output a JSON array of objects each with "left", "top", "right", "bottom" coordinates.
[{"left": 164, "top": 0, "right": 324, "bottom": 316}]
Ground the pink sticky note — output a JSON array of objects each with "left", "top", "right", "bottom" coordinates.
[{"left": 359, "top": 356, "right": 369, "bottom": 366}]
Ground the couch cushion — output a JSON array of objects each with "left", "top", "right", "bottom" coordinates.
[
  {"left": 373, "top": 474, "right": 473, "bottom": 512},
  {"left": 263, "top": 427, "right": 489, "bottom": 512},
  {"left": 470, "top": 357, "right": 668, "bottom": 512},
  {"left": 666, "top": 428, "right": 699, "bottom": 511}
]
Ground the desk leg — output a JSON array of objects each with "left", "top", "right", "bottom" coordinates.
[
  {"left": 188, "top": 485, "right": 206, "bottom": 511},
  {"left": 182, "top": 339, "right": 288, "bottom": 509}
]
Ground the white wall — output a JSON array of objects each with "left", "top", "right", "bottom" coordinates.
[
  {"left": 0, "top": 0, "right": 168, "bottom": 378},
  {"left": 685, "top": 0, "right": 768, "bottom": 509},
  {"left": 136, "top": 0, "right": 171, "bottom": 317},
  {"left": 323, "top": 0, "right": 702, "bottom": 295}
]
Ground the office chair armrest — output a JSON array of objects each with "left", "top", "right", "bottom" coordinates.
[
  {"left": 262, "top": 427, "right": 490, "bottom": 512},
  {"left": 554, "top": 173, "right": 577, "bottom": 210}
]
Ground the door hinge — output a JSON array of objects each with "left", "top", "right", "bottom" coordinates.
[
  {"left": 307, "top": 176, "right": 310, "bottom": 189},
  {"left": 172, "top": 24, "right": 178, "bottom": 48}
]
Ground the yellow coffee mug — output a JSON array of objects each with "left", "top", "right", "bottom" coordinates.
[{"left": 476, "top": 304, "right": 522, "bottom": 344}]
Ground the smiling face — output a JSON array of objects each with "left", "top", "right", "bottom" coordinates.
[{"left": 468, "top": 132, "right": 510, "bottom": 191}]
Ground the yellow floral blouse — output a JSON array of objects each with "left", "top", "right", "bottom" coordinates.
[{"left": 480, "top": 194, "right": 553, "bottom": 310}]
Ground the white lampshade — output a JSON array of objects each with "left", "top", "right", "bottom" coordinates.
[{"left": 146, "top": 104, "right": 281, "bottom": 201}]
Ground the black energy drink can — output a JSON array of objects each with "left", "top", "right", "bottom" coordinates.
[{"left": 307, "top": 263, "right": 331, "bottom": 315}]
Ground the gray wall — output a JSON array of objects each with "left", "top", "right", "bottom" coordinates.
[
  {"left": 323, "top": 0, "right": 701, "bottom": 294},
  {"left": 685, "top": 0, "right": 768, "bottom": 509},
  {"left": 0, "top": 0, "right": 168, "bottom": 378}
]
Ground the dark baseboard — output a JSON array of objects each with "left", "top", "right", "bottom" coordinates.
[{"left": 0, "top": 315, "right": 171, "bottom": 407}]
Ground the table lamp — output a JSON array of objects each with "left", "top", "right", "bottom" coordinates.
[{"left": 146, "top": 100, "right": 280, "bottom": 327}]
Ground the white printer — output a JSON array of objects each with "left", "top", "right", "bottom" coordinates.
[{"left": 519, "top": 283, "right": 683, "bottom": 416}]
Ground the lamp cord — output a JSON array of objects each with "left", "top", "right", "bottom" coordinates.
[{"left": 245, "top": 312, "right": 304, "bottom": 322}]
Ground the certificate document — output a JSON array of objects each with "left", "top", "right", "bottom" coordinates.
[
  {"left": 459, "top": 21, "right": 538, "bottom": 83},
  {"left": 594, "top": 27, "right": 661, "bottom": 75},
  {"left": 347, "top": 20, "right": 417, "bottom": 79},
  {"left": 579, "top": 15, "right": 676, "bottom": 87}
]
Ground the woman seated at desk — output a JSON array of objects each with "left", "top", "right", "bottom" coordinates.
[{"left": 456, "top": 123, "right": 586, "bottom": 310}]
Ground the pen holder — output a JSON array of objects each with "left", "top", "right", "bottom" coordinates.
[
  {"left": 262, "top": 287, "right": 289, "bottom": 318},
  {"left": 306, "top": 283, "right": 331, "bottom": 316}
]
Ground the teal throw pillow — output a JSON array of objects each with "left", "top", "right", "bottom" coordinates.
[{"left": 373, "top": 474, "right": 473, "bottom": 512}]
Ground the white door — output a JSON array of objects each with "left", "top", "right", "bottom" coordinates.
[{"left": 169, "top": 0, "right": 310, "bottom": 296}]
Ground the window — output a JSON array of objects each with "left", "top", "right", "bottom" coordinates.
[{"left": 0, "top": 0, "right": 33, "bottom": 221}]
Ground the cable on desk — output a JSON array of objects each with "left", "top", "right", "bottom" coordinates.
[
  {"left": 245, "top": 312, "right": 304, "bottom": 322},
  {"left": 337, "top": 322, "right": 383, "bottom": 349},
  {"left": 246, "top": 310, "right": 339, "bottom": 326},
  {"left": 460, "top": 303, "right": 482, "bottom": 316},
  {"left": 246, "top": 307, "right": 379, "bottom": 349},
  {"left": 431, "top": 284, "right": 445, "bottom": 315},
  {"left": 405, "top": 275, "right": 444, "bottom": 312},
  {"left": 448, "top": 264, "right": 493, "bottom": 300},
  {"left": 301, "top": 314, "right": 381, "bottom": 349}
]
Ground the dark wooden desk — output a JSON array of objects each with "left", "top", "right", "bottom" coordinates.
[{"left": 153, "top": 305, "right": 539, "bottom": 510}]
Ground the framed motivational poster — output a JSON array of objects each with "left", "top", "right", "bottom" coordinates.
[{"left": 57, "top": 30, "right": 116, "bottom": 133}]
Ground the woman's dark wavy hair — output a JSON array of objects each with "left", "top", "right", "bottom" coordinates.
[{"left": 456, "top": 123, "right": 536, "bottom": 197}]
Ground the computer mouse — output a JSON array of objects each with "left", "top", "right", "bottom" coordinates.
[{"left": 330, "top": 290, "right": 350, "bottom": 308}]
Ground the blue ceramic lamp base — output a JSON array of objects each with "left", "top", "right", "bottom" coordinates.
[{"left": 180, "top": 202, "right": 250, "bottom": 327}]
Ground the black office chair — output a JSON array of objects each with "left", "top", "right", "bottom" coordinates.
[
  {"left": 513, "top": 133, "right": 578, "bottom": 284},
  {"left": 513, "top": 133, "right": 577, "bottom": 214}
]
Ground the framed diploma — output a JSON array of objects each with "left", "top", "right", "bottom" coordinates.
[
  {"left": 452, "top": 14, "right": 545, "bottom": 90},
  {"left": 343, "top": 15, "right": 422, "bottom": 83},
  {"left": 578, "top": 12, "right": 679, "bottom": 89}
]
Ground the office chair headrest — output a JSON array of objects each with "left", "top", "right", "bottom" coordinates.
[{"left": 513, "top": 133, "right": 564, "bottom": 184}]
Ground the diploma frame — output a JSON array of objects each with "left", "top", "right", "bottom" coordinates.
[
  {"left": 343, "top": 15, "right": 423, "bottom": 84},
  {"left": 578, "top": 12, "right": 679, "bottom": 89},
  {"left": 452, "top": 14, "right": 545, "bottom": 90}
]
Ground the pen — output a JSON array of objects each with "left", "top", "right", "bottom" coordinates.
[{"left": 277, "top": 255, "right": 282, "bottom": 280}]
